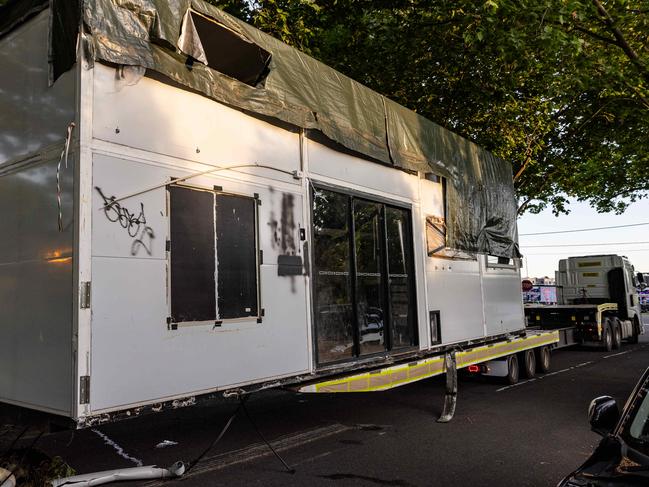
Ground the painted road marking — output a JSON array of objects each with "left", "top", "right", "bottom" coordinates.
[
  {"left": 603, "top": 351, "right": 631, "bottom": 359},
  {"left": 92, "top": 429, "right": 143, "bottom": 467},
  {"left": 497, "top": 361, "right": 594, "bottom": 392},
  {"left": 142, "top": 423, "right": 352, "bottom": 486},
  {"left": 497, "top": 343, "right": 649, "bottom": 392}
]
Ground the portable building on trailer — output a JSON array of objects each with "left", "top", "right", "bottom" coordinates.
[{"left": 0, "top": 0, "right": 532, "bottom": 427}]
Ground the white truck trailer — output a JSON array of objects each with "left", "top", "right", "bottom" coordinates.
[
  {"left": 0, "top": 0, "right": 558, "bottom": 427},
  {"left": 525, "top": 255, "right": 643, "bottom": 350}
]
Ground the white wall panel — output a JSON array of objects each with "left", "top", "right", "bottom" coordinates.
[
  {"left": 0, "top": 157, "right": 74, "bottom": 414},
  {"left": 307, "top": 139, "right": 419, "bottom": 201},
  {"left": 0, "top": 11, "right": 76, "bottom": 165},
  {"left": 92, "top": 64, "right": 300, "bottom": 185},
  {"left": 482, "top": 264, "right": 525, "bottom": 336},
  {"left": 90, "top": 258, "right": 310, "bottom": 411},
  {"left": 426, "top": 262, "right": 485, "bottom": 344}
]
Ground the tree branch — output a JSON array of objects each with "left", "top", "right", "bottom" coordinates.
[
  {"left": 546, "top": 20, "right": 619, "bottom": 46},
  {"left": 592, "top": 0, "right": 649, "bottom": 85}
]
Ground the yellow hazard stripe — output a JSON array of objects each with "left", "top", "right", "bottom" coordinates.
[{"left": 297, "top": 331, "right": 559, "bottom": 393}]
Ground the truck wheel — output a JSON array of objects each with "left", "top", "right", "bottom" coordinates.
[
  {"left": 602, "top": 320, "right": 613, "bottom": 352},
  {"left": 535, "top": 346, "right": 551, "bottom": 373},
  {"left": 506, "top": 354, "right": 519, "bottom": 385},
  {"left": 628, "top": 317, "right": 640, "bottom": 344},
  {"left": 521, "top": 350, "right": 536, "bottom": 379},
  {"left": 612, "top": 318, "right": 622, "bottom": 350}
]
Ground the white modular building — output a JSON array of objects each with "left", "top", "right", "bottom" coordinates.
[{"left": 0, "top": 0, "right": 524, "bottom": 426}]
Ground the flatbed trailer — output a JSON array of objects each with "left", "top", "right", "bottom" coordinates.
[{"left": 525, "top": 302, "right": 638, "bottom": 351}]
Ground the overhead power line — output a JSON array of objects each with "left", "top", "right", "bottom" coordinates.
[
  {"left": 525, "top": 248, "right": 649, "bottom": 256},
  {"left": 522, "top": 241, "right": 649, "bottom": 248},
  {"left": 520, "top": 222, "right": 649, "bottom": 236}
]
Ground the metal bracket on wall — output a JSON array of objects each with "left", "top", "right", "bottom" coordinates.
[
  {"left": 80, "top": 282, "right": 91, "bottom": 309},
  {"left": 79, "top": 376, "right": 90, "bottom": 405}
]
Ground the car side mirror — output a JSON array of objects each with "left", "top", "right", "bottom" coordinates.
[{"left": 588, "top": 396, "right": 620, "bottom": 436}]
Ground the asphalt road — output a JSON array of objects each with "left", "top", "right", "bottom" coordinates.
[{"left": 8, "top": 317, "right": 649, "bottom": 486}]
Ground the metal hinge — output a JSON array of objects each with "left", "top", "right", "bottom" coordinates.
[
  {"left": 80, "top": 281, "right": 91, "bottom": 309},
  {"left": 80, "top": 375, "right": 90, "bottom": 404}
]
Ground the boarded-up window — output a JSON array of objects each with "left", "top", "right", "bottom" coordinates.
[
  {"left": 169, "top": 185, "right": 259, "bottom": 324},
  {"left": 215, "top": 194, "right": 258, "bottom": 319},
  {"left": 426, "top": 215, "right": 446, "bottom": 255},
  {"left": 169, "top": 186, "right": 216, "bottom": 323}
]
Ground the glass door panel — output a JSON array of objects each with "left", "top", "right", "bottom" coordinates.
[
  {"left": 312, "top": 188, "right": 354, "bottom": 363},
  {"left": 385, "top": 206, "right": 417, "bottom": 348},
  {"left": 353, "top": 200, "right": 387, "bottom": 355}
]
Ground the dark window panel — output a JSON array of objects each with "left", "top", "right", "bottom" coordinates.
[
  {"left": 215, "top": 193, "right": 258, "bottom": 319},
  {"left": 170, "top": 186, "right": 216, "bottom": 323}
]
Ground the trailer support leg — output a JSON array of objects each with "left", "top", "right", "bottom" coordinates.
[{"left": 437, "top": 351, "right": 457, "bottom": 423}]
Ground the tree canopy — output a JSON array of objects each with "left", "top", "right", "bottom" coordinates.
[{"left": 209, "top": 0, "right": 648, "bottom": 216}]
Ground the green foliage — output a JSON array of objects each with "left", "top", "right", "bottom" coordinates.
[
  {"left": 207, "top": 0, "right": 649, "bottom": 216},
  {"left": 1, "top": 448, "right": 75, "bottom": 486}
]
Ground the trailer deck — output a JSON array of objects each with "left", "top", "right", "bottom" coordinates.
[{"left": 296, "top": 330, "right": 559, "bottom": 393}]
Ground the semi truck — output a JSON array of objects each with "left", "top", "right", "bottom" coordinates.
[{"left": 525, "top": 255, "right": 643, "bottom": 351}]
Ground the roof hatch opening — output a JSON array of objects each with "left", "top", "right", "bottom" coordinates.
[{"left": 178, "top": 10, "right": 271, "bottom": 86}]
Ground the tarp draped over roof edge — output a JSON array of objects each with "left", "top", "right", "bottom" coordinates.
[{"left": 0, "top": 0, "right": 520, "bottom": 258}]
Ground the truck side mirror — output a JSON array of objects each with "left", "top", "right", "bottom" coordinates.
[
  {"left": 588, "top": 396, "right": 619, "bottom": 436},
  {"left": 638, "top": 272, "right": 645, "bottom": 284}
]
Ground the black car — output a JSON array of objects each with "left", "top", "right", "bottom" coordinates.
[{"left": 559, "top": 367, "right": 649, "bottom": 486}]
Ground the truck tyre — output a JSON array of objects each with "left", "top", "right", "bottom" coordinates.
[
  {"left": 602, "top": 320, "right": 613, "bottom": 352},
  {"left": 612, "top": 318, "right": 622, "bottom": 350},
  {"left": 535, "top": 346, "right": 551, "bottom": 373},
  {"left": 521, "top": 350, "right": 536, "bottom": 379},
  {"left": 628, "top": 317, "right": 640, "bottom": 344},
  {"left": 506, "top": 354, "right": 519, "bottom": 385}
]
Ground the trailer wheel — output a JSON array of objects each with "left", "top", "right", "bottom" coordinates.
[
  {"left": 602, "top": 320, "right": 613, "bottom": 352},
  {"left": 506, "top": 354, "right": 519, "bottom": 385},
  {"left": 535, "top": 346, "right": 551, "bottom": 373},
  {"left": 612, "top": 318, "right": 622, "bottom": 350},
  {"left": 628, "top": 316, "right": 640, "bottom": 344},
  {"left": 521, "top": 350, "right": 536, "bottom": 379}
]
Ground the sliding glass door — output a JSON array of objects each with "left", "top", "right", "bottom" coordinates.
[{"left": 312, "top": 186, "right": 418, "bottom": 365}]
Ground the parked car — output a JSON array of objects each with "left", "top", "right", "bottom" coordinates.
[{"left": 559, "top": 367, "right": 649, "bottom": 486}]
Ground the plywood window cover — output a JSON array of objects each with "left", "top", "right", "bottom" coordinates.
[{"left": 168, "top": 182, "right": 261, "bottom": 326}]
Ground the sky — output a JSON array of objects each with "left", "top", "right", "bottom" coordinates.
[{"left": 517, "top": 198, "right": 649, "bottom": 279}]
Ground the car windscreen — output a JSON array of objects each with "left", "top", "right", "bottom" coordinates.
[{"left": 621, "top": 377, "right": 649, "bottom": 457}]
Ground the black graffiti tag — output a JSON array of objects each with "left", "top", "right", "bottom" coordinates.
[{"left": 95, "top": 187, "right": 155, "bottom": 256}]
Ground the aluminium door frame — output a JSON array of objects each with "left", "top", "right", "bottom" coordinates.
[{"left": 309, "top": 180, "right": 419, "bottom": 368}]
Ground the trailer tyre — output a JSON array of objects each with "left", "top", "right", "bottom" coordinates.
[
  {"left": 612, "top": 318, "right": 622, "bottom": 350},
  {"left": 535, "top": 346, "right": 551, "bottom": 373},
  {"left": 602, "top": 320, "right": 613, "bottom": 352},
  {"left": 506, "top": 354, "right": 519, "bottom": 385},
  {"left": 521, "top": 350, "right": 536, "bottom": 379},
  {"left": 628, "top": 316, "right": 640, "bottom": 344}
]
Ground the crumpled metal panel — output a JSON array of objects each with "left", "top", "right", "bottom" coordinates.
[{"left": 4, "top": 0, "right": 519, "bottom": 257}]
